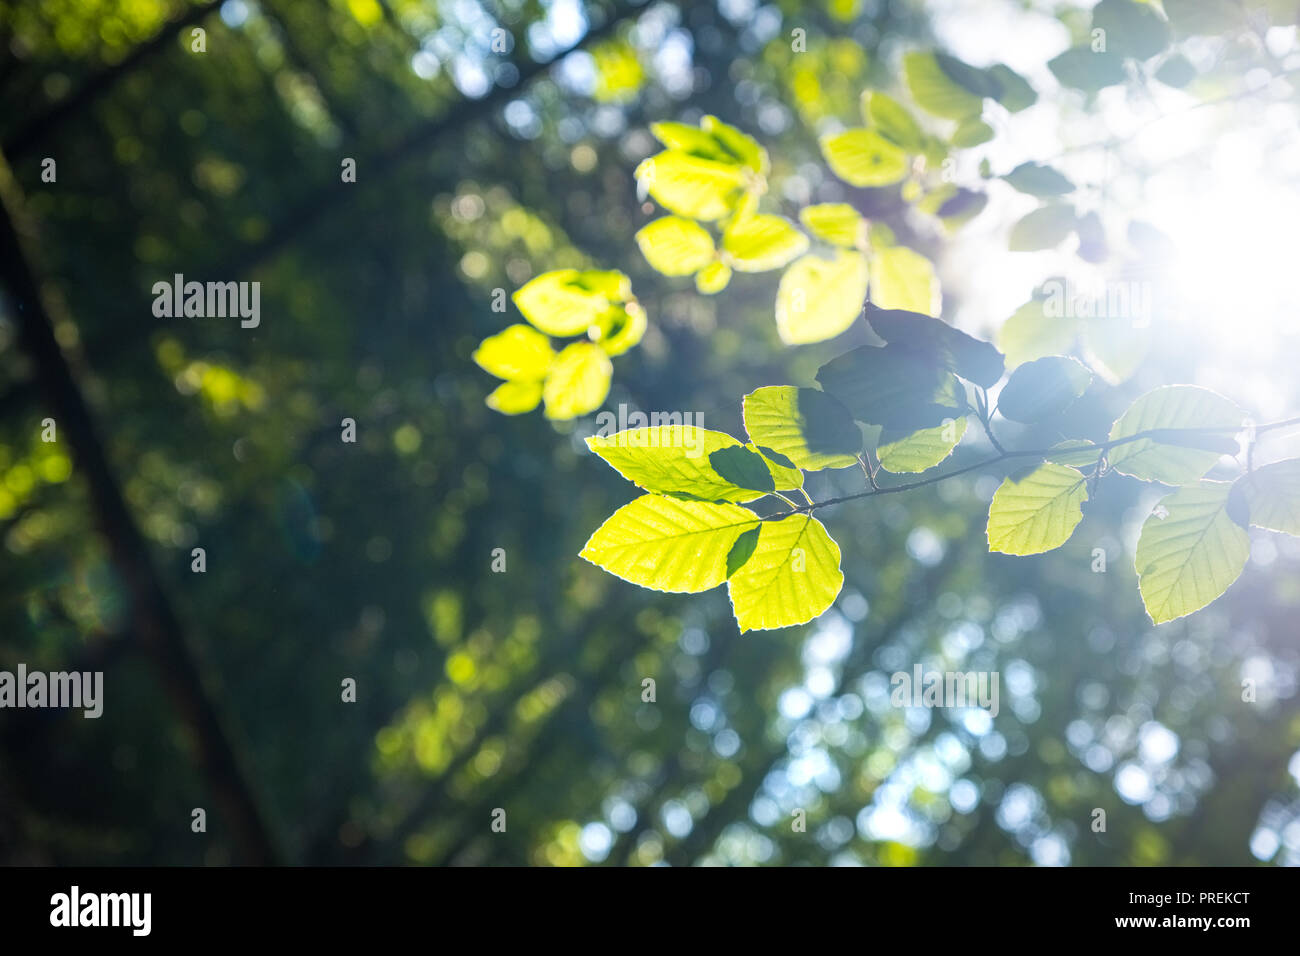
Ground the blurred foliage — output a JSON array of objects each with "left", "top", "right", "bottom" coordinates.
[{"left": 1, "top": 0, "right": 1299, "bottom": 867}]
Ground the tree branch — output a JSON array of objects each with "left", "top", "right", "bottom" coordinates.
[
  {"left": 0, "top": 152, "right": 280, "bottom": 865},
  {"left": 2, "top": 0, "right": 226, "bottom": 158}
]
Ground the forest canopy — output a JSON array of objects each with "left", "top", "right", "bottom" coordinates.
[{"left": 2, "top": 0, "right": 1299, "bottom": 868}]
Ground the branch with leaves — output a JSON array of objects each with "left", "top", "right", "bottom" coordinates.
[
  {"left": 468, "top": 3, "right": 1300, "bottom": 629},
  {"left": 579, "top": 304, "right": 1300, "bottom": 631}
]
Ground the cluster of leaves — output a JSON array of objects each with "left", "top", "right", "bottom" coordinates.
[
  {"left": 581, "top": 302, "right": 1300, "bottom": 630},
  {"left": 473, "top": 7, "right": 1202, "bottom": 418},
  {"left": 472, "top": 268, "right": 645, "bottom": 419}
]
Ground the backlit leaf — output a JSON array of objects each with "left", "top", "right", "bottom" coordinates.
[
  {"left": 542, "top": 342, "right": 612, "bottom": 420},
  {"left": 1108, "top": 385, "right": 1243, "bottom": 485},
  {"left": 743, "top": 386, "right": 862, "bottom": 471},
  {"left": 635, "top": 216, "right": 716, "bottom": 276},
  {"left": 775, "top": 250, "right": 870, "bottom": 344},
  {"left": 1135, "top": 481, "right": 1249, "bottom": 623},
  {"left": 986, "top": 463, "right": 1089, "bottom": 555},
  {"left": 726, "top": 513, "right": 844, "bottom": 631},
  {"left": 580, "top": 495, "right": 760, "bottom": 593},
  {"left": 819, "top": 129, "right": 909, "bottom": 187}
]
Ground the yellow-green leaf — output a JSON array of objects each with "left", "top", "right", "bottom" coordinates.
[
  {"left": 580, "top": 495, "right": 760, "bottom": 593},
  {"left": 775, "top": 250, "right": 870, "bottom": 344},
  {"left": 472, "top": 324, "right": 555, "bottom": 380},
  {"left": 701, "top": 115, "right": 768, "bottom": 175},
  {"left": 904, "top": 51, "right": 984, "bottom": 119},
  {"left": 877, "top": 416, "right": 967, "bottom": 473},
  {"left": 542, "top": 342, "right": 612, "bottom": 420},
  {"left": 1082, "top": 316, "right": 1153, "bottom": 385},
  {"left": 869, "top": 245, "right": 939, "bottom": 315},
  {"left": 1108, "top": 385, "right": 1243, "bottom": 485},
  {"left": 819, "top": 129, "right": 909, "bottom": 187},
  {"left": 1135, "top": 481, "right": 1249, "bottom": 624},
  {"left": 997, "top": 299, "right": 1079, "bottom": 368},
  {"left": 862, "top": 91, "right": 925, "bottom": 151},
  {"left": 743, "top": 386, "right": 861, "bottom": 471},
  {"left": 635, "top": 216, "right": 716, "bottom": 276},
  {"left": 513, "top": 269, "right": 614, "bottom": 336},
  {"left": 486, "top": 379, "right": 543, "bottom": 415},
  {"left": 799, "top": 203, "right": 864, "bottom": 248},
  {"left": 635, "top": 150, "right": 746, "bottom": 220},
  {"left": 722, "top": 214, "right": 809, "bottom": 272},
  {"left": 695, "top": 260, "right": 732, "bottom": 294},
  {"left": 586, "top": 426, "right": 770, "bottom": 503},
  {"left": 986, "top": 463, "right": 1089, "bottom": 555},
  {"left": 1235, "top": 459, "right": 1300, "bottom": 536},
  {"left": 747, "top": 442, "right": 804, "bottom": 490},
  {"left": 1009, "top": 204, "right": 1078, "bottom": 251},
  {"left": 592, "top": 302, "right": 646, "bottom": 357},
  {"left": 726, "top": 513, "right": 844, "bottom": 632}
]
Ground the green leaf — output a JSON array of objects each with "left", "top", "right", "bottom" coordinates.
[
  {"left": 1234, "top": 459, "right": 1300, "bottom": 535},
  {"left": 722, "top": 214, "right": 809, "bottom": 272},
  {"left": 1009, "top": 204, "right": 1078, "bottom": 251},
  {"left": 997, "top": 299, "right": 1079, "bottom": 368},
  {"left": 1075, "top": 211, "right": 1108, "bottom": 263},
  {"left": 635, "top": 216, "right": 716, "bottom": 276},
  {"left": 987, "top": 64, "right": 1037, "bottom": 111},
  {"left": 635, "top": 150, "right": 746, "bottom": 221},
  {"left": 952, "top": 117, "right": 994, "bottom": 147},
  {"left": 1081, "top": 316, "right": 1152, "bottom": 384},
  {"left": 1048, "top": 47, "right": 1127, "bottom": 93},
  {"left": 862, "top": 91, "right": 925, "bottom": 151},
  {"left": 708, "top": 445, "right": 776, "bottom": 495},
  {"left": 486, "top": 379, "right": 543, "bottom": 415},
  {"left": 997, "top": 355, "right": 1092, "bottom": 423},
  {"left": 819, "top": 129, "right": 909, "bottom": 187},
  {"left": 649, "top": 121, "right": 729, "bottom": 159},
  {"left": 1135, "top": 481, "right": 1249, "bottom": 624},
  {"left": 743, "top": 386, "right": 862, "bottom": 471},
  {"left": 799, "top": 203, "right": 864, "bottom": 248},
  {"left": 986, "top": 463, "right": 1089, "bottom": 555},
  {"left": 513, "top": 269, "right": 623, "bottom": 336},
  {"left": 587, "top": 425, "right": 772, "bottom": 502},
  {"left": 1002, "top": 162, "right": 1075, "bottom": 197},
  {"left": 866, "top": 304, "right": 1005, "bottom": 388},
  {"left": 473, "top": 324, "right": 556, "bottom": 380},
  {"left": 817, "top": 344, "right": 968, "bottom": 431},
  {"left": 1108, "top": 385, "right": 1244, "bottom": 484},
  {"left": 876, "top": 416, "right": 968, "bottom": 473},
  {"left": 726, "top": 526, "right": 761, "bottom": 578},
  {"left": 542, "top": 342, "right": 612, "bottom": 420},
  {"left": 1163, "top": 0, "right": 1244, "bottom": 38},
  {"left": 932, "top": 187, "right": 989, "bottom": 226},
  {"left": 726, "top": 513, "right": 844, "bottom": 632},
  {"left": 1092, "top": 0, "right": 1171, "bottom": 60},
  {"left": 775, "top": 250, "right": 870, "bottom": 345},
  {"left": 748, "top": 443, "right": 805, "bottom": 490},
  {"left": 580, "top": 494, "right": 760, "bottom": 593},
  {"left": 934, "top": 51, "right": 1002, "bottom": 99},
  {"left": 869, "top": 246, "right": 939, "bottom": 315},
  {"left": 695, "top": 260, "right": 732, "bottom": 294},
  {"left": 592, "top": 302, "right": 646, "bottom": 357},
  {"left": 701, "top": 115, "right": 768, "bottom": 175},
  {"left": 904, "top": 51, "right": 985, "bottom": 119}
]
